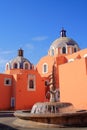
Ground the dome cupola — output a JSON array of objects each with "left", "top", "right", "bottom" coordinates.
[
  {"left": 48, "top": 28, "right": 80, "bottom": 56},
  {"left": 60, "top": 28, "right": 66, "bottom": 37},
  {"left": 18, "top": 48, "right": 24, "bottom": 57},
  {"left": 5, "top": 48, "right": 33, "bottom": 71}
]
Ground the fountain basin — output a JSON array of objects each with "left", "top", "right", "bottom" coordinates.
[{"left": 14, "top": 102, "right": 87, "bottom": 127}]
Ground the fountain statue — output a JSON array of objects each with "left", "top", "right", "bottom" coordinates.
[
  {"left": 46, "top": 64, "right": 60, "bottom": 102},
  {"left": 14, "top": 63, "right": 87, "bottom": 128}
]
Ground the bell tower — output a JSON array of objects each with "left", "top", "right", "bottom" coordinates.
[
  {"left": 60, "top": 28, "right": 66, "bottom": 37},
  {"left": 18, "top": 48, "right": 24, "bottom": 57}
]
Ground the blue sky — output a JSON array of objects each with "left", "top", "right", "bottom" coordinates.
[{"left": 0, "top": 0, "right": 87, "bottom": 72}]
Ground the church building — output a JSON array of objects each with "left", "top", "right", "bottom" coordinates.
[{"left": 0, "top": 28, "right": 87, "bottom": 110}]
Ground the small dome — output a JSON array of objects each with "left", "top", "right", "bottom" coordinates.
[
  {"left": 6, "top": 49, "right": 33, "bottom": 70},
  {"left": 51, "top": 37, "right": 79, "bottom": 48},
  {"left": 48, "top": 28, "right": 80, "bottom": 56}
]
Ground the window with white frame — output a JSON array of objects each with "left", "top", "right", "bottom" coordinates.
[
  {"left": 6, "top": 64, "right": 9, "bottom": 70},
  {"left": 51, "top": 49, "right": 54, "bottom": 56},
  {"left": 50, "top": 46, "right": 55, "bottom": 56},
  {"left": 13, "top": 63, "right": 18, "bottom": 69},
  {"left": 5, "top": 63, "right": 10, "bottom": 70},
  {"left": 84, "top": 54, "right": 87, "bottom": 58},
  {"left": 74, "top": 47, "right": 77, "bottom": 52},
  {"left": 62, "top": 47, "right": 66, "bottom": 54},
  {"left": 74, "top": 45, "right": 79, "bottom": 53},
  {"left": 25, "top": 63, "right": 29, "bottom": 69},
  {"left": 43, "top": 63, "right": 48, "bottom": 74},
  {"left": 4, "top": 78, "right": 12, "bottom": 86},
  {"left": 23, "top": 62, "right": 30, "bottom": 69},
  {"left": 68, "top": 58, "right": 74, "bottom": 62},
  {"left": 28, "top": 74, "right": 36, "bottom": 90}
]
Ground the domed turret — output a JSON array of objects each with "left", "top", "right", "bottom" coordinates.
[
  {"left": 48, "top": 28, "right": 80, "bottom": 56},
  {"left": 18, "top": 48, "right": 24, "bottom": 57},
  {"left": 5, "top": 48, "right": 33, "bottom": 71},
  {"left": 60, "top": 28, "right": 66, "bottom": 37}
]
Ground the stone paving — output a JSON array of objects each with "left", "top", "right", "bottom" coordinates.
[
  {"left": 0, "top": 112, "right": 31, "bottom": 130},
  {"left": 0, "top": 112, "right": 57, "bottom": 130},
  {"left": 0, "top": 112, "right": 86, "bottom": 130}
]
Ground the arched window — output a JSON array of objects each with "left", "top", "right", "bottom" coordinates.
[
  {"left": 74, "top": 48, "right": 77, "bottom": 52},
  {"left": 51, "top": 49, "right": 54, "bottom": 56},
  {"left": 84, "top": 54, "right": 87, "bottom": 58},
  {"left": 28, "top": 74, "right": 36, "bottom": 91},
  {"left": 50, "top": 46, "right": 55, "bottom": 56},
  {"left": 43, "top": 63, "right": 48, "bottom": 73},
  {"left": 62, "top": 47, "right": 66, "bottom": 54},
  {"left": 25, "top": 63, "right": 28, "bottom": 69},
  {"left": 29, "top": 80, "right": 34, "bottom": 89},
  {"left": 30, "top": 65, "right": 32, "bottom": 70},
  {"left": 6, "top": 64, "right": 9, "bottom": 70},
  {"left": 5, "top": 63, "right": 10, "bottom": 70},
  {"left": 13, "top": 63, "right": 17, "bottom": 69},
  {"left": 23, "top": 62, "right": 30, "bottom": 70},
  {"left": 68, "top": 58, "right": 74, "bottom": 62}
]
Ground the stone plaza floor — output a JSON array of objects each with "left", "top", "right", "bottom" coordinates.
[{"left": 0, "top": 111, "right": 87, "bottom": 130}]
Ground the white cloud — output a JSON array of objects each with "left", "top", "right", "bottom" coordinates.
[
  {"left": 0, "top": 50, "right": 13, "bottom": 55},
  {"left": 32, "top": 36, "right": 48, "bottom": 41},
  {"left": 25, "top": 43, "right": 34, "bottom": 50}
]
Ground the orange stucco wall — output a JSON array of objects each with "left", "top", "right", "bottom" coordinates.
[
  {"left": 66, "top": 48, "right": 87, "bottom": 60},
  {"left": 13, "top": 70, "right": 45, "bottom": 110},
  {"left": 0, "top": 74, "right": 12, "bottom": 110},
  {"left": 59, "top": 57, "right": 87, "bottom": 109},
  {"left": 2, "top": 47, "right": 87, "bottom": 111},
  {"left": 0, "top": 68, "right": 45, "bottom": 110},
  {"left": 36, "top": 55, "right": 54, "bottom": 77}
]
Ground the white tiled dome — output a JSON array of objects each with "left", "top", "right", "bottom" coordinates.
[
  {"left": 48, "top": 28, "right": 80, "bottom": 56},
  {"left": 6, "top": 48, "right": 33, "bottom": 70}
]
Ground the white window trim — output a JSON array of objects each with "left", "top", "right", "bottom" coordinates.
[
  {"left": 27, "top": 74, "right": 36, "bottom": 91},
  {"left": 50, "top": 46, "right": 55, "bottom": 56},
  {"left": 74, "top": 47, "right": 77, "bottom": 52},
  {"left": 62, "top": 46, "right": 66, "bottom": 54},
  {"left": 66, "top": 45, "right": 68, "bottom": 54},
  {"left": 42, "top": 63, "right": 48, "bottom": 74},
  {"left": 4, "top": 78, "right": 12, "bottom": 86},
  {"left": 56, "top": 48, "right": 58, "bottom": 55},
  {"left": 23, "top": 62, "right": 30, "bottom": 69},
  {"left": 70, "top": 47, "right": 72, "bottom": 54},
  {"left": 68, "top": 58, "right": 74, "bottom": 63},
  {"left": 5, "top": 63, "right": 10, "bottom": 70},
  {"left": 60, "top": 46, "right": 66, "bottom": 54},
  {"left": 12, "top": 62, "right": 19, "bottom": 69},
  {"left": 51, "top": 48, "right": 55, "bottom": 56},
  {"left": 84, "top": 54, "right": 87, "bottom": 58}
]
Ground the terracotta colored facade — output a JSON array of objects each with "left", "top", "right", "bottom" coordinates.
[
  {"left": 0, "top": 28, "right": 87, "bottom": 110},
  {"left": 59, "top": 49, "right": 87, "bottom": 109}
]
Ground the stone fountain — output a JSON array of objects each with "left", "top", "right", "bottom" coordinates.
[{"left": 14, "top": 64, "right": 87, "bottom": 128}]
